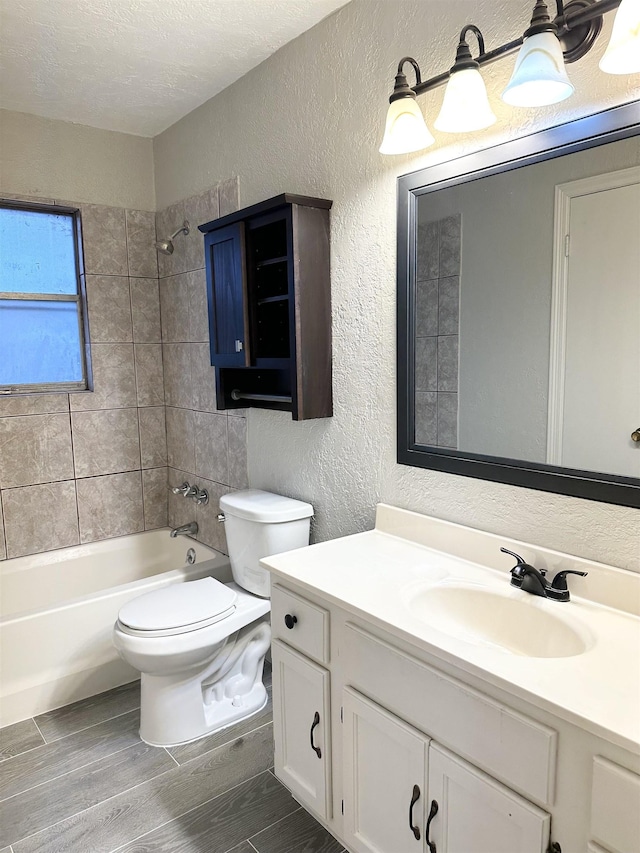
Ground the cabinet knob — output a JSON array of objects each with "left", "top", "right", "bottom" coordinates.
[
  {"left": 284, "top": 614, "right": 298, "bottom": 629},
  {"left": 632, "top": 428, "right": 640, "bottom": 442}
]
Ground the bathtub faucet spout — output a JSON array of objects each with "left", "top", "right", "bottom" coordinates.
[{"left": 170, "top": 522, "right": 198, "bottom": 538}]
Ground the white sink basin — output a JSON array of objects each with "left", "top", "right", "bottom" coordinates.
[{"left": 406, "top": 584, "right": 592, "bottom": 658}]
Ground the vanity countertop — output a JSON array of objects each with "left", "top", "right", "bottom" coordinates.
[{"left": 261, "top": 504, "right": 640, "bottom": 755}]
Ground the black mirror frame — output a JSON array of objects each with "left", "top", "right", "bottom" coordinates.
[{"left": 397, "top": 100, "right": 640, "bottom": 509}]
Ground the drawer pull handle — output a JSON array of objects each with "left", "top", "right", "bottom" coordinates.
[
  {"left": 409, "top": 784, "right": 421, "bottom": 841},
  {"left": 310, "top": 711, "right": 322, "bottom": 758},
  {"left": 425, "top": 799, "right": 438, "bottom": 853},
  {"left": 284, "top": 614, "right": 298, "bottom": 629}
]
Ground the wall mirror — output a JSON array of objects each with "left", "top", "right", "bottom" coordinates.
[{"left": 397, "top": 101, "right": 640, "bottom": 508}]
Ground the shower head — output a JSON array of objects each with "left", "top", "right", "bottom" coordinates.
[{"left": 154, "top": 220, "right": 190, "bottom": 255}]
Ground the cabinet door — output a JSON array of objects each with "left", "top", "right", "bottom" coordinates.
[
  {"left": 272, "top": 639, "right": 331, "bottom": 820},
  {"left": 205, "top": 222, "right": 250, "bottom": 367},
  {"left": 343, "top": 687, "right": 428, "bottom": 853},
  {"left": 427, "top": 743, "right": 550, "bottom": 853}
]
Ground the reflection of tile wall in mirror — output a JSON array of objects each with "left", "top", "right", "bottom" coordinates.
[{"left": 415, "top": 214, "right": 460, "bottom": 449}]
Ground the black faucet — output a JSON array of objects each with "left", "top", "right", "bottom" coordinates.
[{"left": 500, "top": 548, "right": 587, "bottom": 602}]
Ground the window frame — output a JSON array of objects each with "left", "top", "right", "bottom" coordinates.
[{"left": 0, "top": 199, "right": 92, "bottom": 395}]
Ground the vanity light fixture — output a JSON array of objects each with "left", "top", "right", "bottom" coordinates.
[
  {"left": 435, "top": 25, "right": 497, "bottom": 133},
  {"left": 502, "top": 0, "right": 575, "bottom": 106},
  {"left": 379, "top": 58, "right": 435, "bottom": 154},
  {"left": 381, "top": 0, "right": 640, "bottom": 155},
  {"left": 599, "top": 0, "right": 640, "bottom": 72}
]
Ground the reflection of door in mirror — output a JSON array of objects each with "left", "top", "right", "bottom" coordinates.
[{"left": 548, "top": 167, "right": 640, "bottom": 478}]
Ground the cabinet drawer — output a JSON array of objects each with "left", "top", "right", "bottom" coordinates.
[
  {"left": 591, "top": 757, "right": 640, "bottom": 853},
  {"left": 271, "top": 584, "right": 329, "bottom": 664},
  {"left": 344, "top": 622, "right": 557, "bottom": 806}
]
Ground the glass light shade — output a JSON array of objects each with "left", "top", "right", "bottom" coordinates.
[
  {"left": 502, "top": 31, "right": 574, "bottom": 107},
  {"left": 435, "top": 67, "right": 497, "bottom": 133},
  {"left": 599, "top": 0, "right": 640, "bottom": 74},
  {"left": 379, "top": 96, "right": 435, "bottom": 155}
]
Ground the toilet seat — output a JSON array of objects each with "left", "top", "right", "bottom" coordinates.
[{"left": 117, "top": 577, "right": 237, "bottom": 638}]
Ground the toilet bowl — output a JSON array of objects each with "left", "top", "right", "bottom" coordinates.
[{"left": 113, "top": 489, "right": 313, "bottom": 747}]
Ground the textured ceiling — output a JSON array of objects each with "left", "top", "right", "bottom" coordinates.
[{"left": 0, "top": 0, "right": 350, "bottom": 136}]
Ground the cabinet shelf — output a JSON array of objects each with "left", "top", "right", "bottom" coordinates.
[
  {"left": 200, "top": 193, "right": 332, "bottom": 420},
  {"left": 256, "top": 255, "right": 288, "bottom": 269},
  {"left": 257, "top": 294, "right": 289, "bottom": 306}
]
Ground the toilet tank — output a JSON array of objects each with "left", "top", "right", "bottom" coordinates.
[{"left": 219, "top": 490, "right": 313, "bottom": 597}]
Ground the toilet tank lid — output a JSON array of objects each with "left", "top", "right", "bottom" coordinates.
[{"left": 220, "top": 489, "right": 313, "bottom": 523}]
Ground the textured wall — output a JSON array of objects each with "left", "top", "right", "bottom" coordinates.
[
  {"left": 0, "top": 110, "right": 155, "bottom": 210},
  {"left": 152, "top": 0, "right": 639, "bottom": 571},
  {"left": 0, "top": 195, "right": 166, "bottom": 559}
]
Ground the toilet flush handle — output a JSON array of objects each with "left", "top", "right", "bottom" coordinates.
[{"left": 216, "top": 513, "right": 226, "bottom": 522}]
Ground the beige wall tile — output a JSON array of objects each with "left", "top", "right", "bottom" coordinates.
[
  {"left": 76, "top": 471, "right": 144, "bottom": 543},
  {"left": 0, "top": 413, "right": 74, "bottom": 488},
  {"left": 195, "top": 478, "right": 229, "bottom": 553},
  {"left": 166, "top": 407, "right": 195, "bottom": 474},
  {"left": 184, "top": 187, "right": 219, "bottom": 272},
  {"left": 194, "top": 411, "right": 228, "bottom": 484},
  {"left": 86, "top": 275, "right": 133, "bottom": 343},
  {"left": 227, "top": 416, "right": 248, "bottom": 490},
  {"left": 130, "top": 278, "right": 161, "bottom": 343},
  {"left": 126, "top": 209, "right": 158, "bottom": 279},
  {"left": 70, "top": 344, "right": 137, "bottom": 411},
  {"left": 0, "top": 497, "right": 6, "bottom": 559},
  {"left": 2, "top": 481, "right": 79, "bottom": 558},
  {"left": 142, "top": 468, "right": 168, "bottom": 530},
  {"left": 167, "top": 467, "right": 195, "bottom": 529},
  {"left": 0, "top": 394, "right": 69, "bottom": 417},
  {"left": 218, "top": 177, "right": 240, "bottom": 217},
  {"left": 71, "top": 408, "right": 141, "bottom": 478},
  {"left": 189, "top": 269, "right": 210, "bottom": 342},
  {"left": 191, "top": 343, "right": 219, "bottom": 413},
  {"left": 163, "top": 343, "right": 193, "bottom": 409},
  {"left": 139, "top": 406, "right": 167, "bottom": 469},
  {"left": 160, "top": 274, "right": 191, "bottom": 342},
  {"left": 80, "top": 204, "right": 128, "bottom": 276},
  {"left": 134, "top": 344, "right": 164, "bottom": 407}
]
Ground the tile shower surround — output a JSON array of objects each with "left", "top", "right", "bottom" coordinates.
[{"left": 0, "top": 178, "right": 247, "bottom": 560}]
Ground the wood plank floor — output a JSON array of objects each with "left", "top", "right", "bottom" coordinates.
[{"left": 0, "top": 665, "right": 346, "bottom": 853}]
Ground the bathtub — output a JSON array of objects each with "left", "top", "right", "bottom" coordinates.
[{"left": 0, "top": 530, "right": 231, "bottom": 727}]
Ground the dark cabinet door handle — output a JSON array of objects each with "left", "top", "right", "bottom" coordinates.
[
  {"left": 409, "top": 784, "right": 421, "bottom": 840},
  {"left": 425, "top": 799, "right": 439, "bottom": 853},
  {"left": 310, "top": 711, "right": 322, "bottom": 758},
  {"left": 284, "top": 614, "right": 297, "bottom": 629}
]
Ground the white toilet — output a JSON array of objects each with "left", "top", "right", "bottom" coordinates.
[{"left": 113, "top": 489, "right": 313, "bottom": 747}]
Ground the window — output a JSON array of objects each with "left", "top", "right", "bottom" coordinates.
[{"left": 0, "top": 201, "right": 90, "bottom": 394}]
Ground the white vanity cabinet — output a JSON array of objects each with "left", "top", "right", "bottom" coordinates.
[
  {"left": 264, "top": 506, "right": 640, "bottom": 853},
  {"left": 342, "top": 687, "right": 429, "bottom": 853},
  {"left": 427, "top": 743, "right": 550, "bottom": 853},
  {"left": 342, "top": 686, "right": 550, "bottom": 853},
  {"left": 272, "top": 584, "right": 553, "bottom": 853},
  {"left": 271, "top": 584, "right": 332, "bottom": 821}
]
